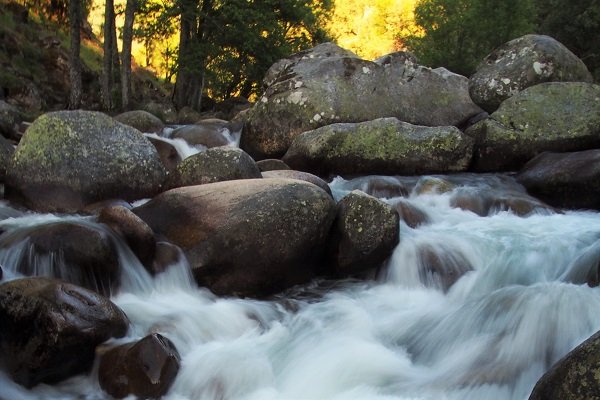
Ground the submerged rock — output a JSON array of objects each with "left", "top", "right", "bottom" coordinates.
[
  {"left": 242, "top": 42, "right": 482, "bottom": 159},
  {"left": 282, "top": 117, "right": 474, "bottom": 177},
  {"left": 114, "top": 110, "right": 165, "bottom": 133},
  {"left": 99, "top": 333, "right": 180, "bottom": 399},
  {"left": 262, "top": 169, "right": 332, "bottom": 196},
  {"left": 529, "top": 329, "right": 600, "bottom": 400},
  {"left": 134, "top": 179, "right": 336, "bottom": 297},
  {"left": 171, "top": 119, "right": 234, "bottom": 148},
  {"left": 169, "top": 146, "right": 261, "bottom": 188},
  {"left": 327, "top": 190, "right": 399, "bottom": 276},
  {"left": 147, "top": 136, "right": 182, "bottom": 173},
  {"left": 416, "top": 244, "right": 473, "bottom": 292},
  {"left": 5, "top": 110, "right": 167, "bottom": 213},
  {"left": 449, "top": 186, "right": 554, "bottom": 217},
  {"left": 469, "top": 34, "right": 593, "bottom": 113},
  {"left": 0, "top": 277, "right": 128, "bottom": 388},
  {"left": 466, "top": 82, "right": 600, "bottom": 172},
  {"left": 393, "top": 199, "right": 430, "bottom": 228},
  {"left": 517, "top": 150, "right": 600, "bottom": 210}
]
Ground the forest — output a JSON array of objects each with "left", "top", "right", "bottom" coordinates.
[{"left": 1, "top": 0, "right": 598, "bottom": 114}]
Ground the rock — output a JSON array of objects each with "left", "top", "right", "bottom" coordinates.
[
  {"left": 363, "top": 176, "right": 409, "bottom": 199},
  {"left": 0, "top": 134, "right": 15, "bottom": 181},
  {"left": 529, "top": 329, "right": 600, "bottom": 400},
  {"left": 470, "top": 35, "right": 593, "bottom": 113},
  {"left": 134, "top": 179, "right": 336, "bottom": 297},
  {"left": 327, "top": 190, "right": 399, "bottom": 276},
  {"left": 114, "top": 110, "right": 165, "bottom": 133},
  {"left": 393, "top": 199, "right": 429, "bottom": 228},
  {"left": 256, "top": 158, "right": 291, "bottom": 172},
  {"left": 215, "top": 96, "right": 251, "bottom": 120},
  {"left": 99, "top": 333, "right": 180, "bottom": 399},
  {"left": 466, "top": 82, "right": 600, "bottom": 172},
  {"left": 5, "top": 110, "right": 167, "bottom": 213},
  {"left": 147, "top": 136, "right": 181, "bottom": 173},
  {"left": 562, "top": 241, "right": 600, "bottom": 287},
  {"left": 170, "top": 119, "right": 234, "bottom": 148},
  {"left": 516, "top": 150, "right": 600, "bottom": 210},
  {"left": 0, "top": 100, "right": 21, "bottom": 141},
  {"left": 242, "top": 42, "right": 483, "bottom": 159},
  {"left": 169, "top": 147, "right": 261, "bottom": 188},
  {"left": 177, "top": 106, "right": 203, "bottom": 124},
  {"left": 2, "top": 221, "right": 120, "bottom": 296},
  {"left": 152, "top": 241, "right": 184, "bottom": 274},
  {"left": 283, "top": 118, "right": 474, "bottom": 177},
  {"left": 449, "top": 187, "right": 554, "bottom": 217},
  {"left": 0, "top": 277, "right": 128, "bottom": 388},
  {"left": 262, "top": 169, "right": 331, "bottom": 196},
  {"left": 98, "top": 206, "right": 156, "bottom": 272},
  {"left": 0, "top": 265, "right": 3, "bottom": 280},
  {"left": 413, "top": 176, "right": 455, "bottom": 195},
  {"left": 143, "top": 102, "right": 177, "bottom": 124},
  {"left": 416, "top": 244, "right": 473, "bottom": 292}
]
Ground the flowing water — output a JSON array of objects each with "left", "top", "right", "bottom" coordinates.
[{"left": 1, "top": 171, "right": 600, "bottom": 400}]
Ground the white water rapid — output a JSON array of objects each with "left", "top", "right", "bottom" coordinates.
[{"left": 0, "top": 173, "right": 599, "bottom": 400}]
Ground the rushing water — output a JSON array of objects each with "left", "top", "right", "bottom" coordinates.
[{"left": 0, "top": 172, "right": 600, "bottom": 400}]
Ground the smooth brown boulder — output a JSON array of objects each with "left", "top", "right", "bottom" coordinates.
[
  {"left": 114, "top": 110, "right": 165, "bottom": 133},
  {"left": 170, "top": 119, "right": 233, "bottom": 148},
  {"left": 394, "top": 199, "right": 429, "bottom": 228},
  {"left": 256, "top": 158, "right": 291, "bottom": 172},
  {"left": 262, "top": 169, "right": 332, "bottom": 196},
  {"left": 327, "top": 190, "right": 399, "bottom": 276},
  {"left": 416, "top": 244, "right": 473, "bottom": 292},
  {"left": 0, "top": 277, "right": 128, "bottom": 388},
  {"left": 449, "top": 187, "right": 555, "bottom": 217},
  {"left": 99, "top": 333, "right": 180, "bottom": 399},
  {"left": 147, "top": 136, "right": 182, "bottom": 173},
  {"left": 134, "top": 179, "right": 336, "bottom": 297}
]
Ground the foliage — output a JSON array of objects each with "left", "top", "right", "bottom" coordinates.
[
  {"left": 535, "top": 0, "right": 600, "bottom": 81},
  {"left": 404, "top": 0, "right": 536, "bottom": 76}
]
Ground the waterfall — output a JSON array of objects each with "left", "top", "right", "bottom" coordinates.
[{"left": 0, "top": 174, "right": 599, "bottom": 400}]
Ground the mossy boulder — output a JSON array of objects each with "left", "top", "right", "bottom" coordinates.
[
  {"left": 5, "top": 110, "right": 167, "bottom": 212},
  {"left": 327, "top": 190, "right": 399, "bottom": 276},
  {"left": 143, "top": 102, "right": 177, "bottom": 124},
  {"left": 529, "top": 329, "right": 600, "bottom": 400},
  {"left": 517, "top": 150, "right": 600, "bottom": 210},
  {"left": 282, "top": 117, "right": 474, "bottom": 177},
  {"left": 169, "top": 147, "right": 261, "bottom": 188},
  {"left": 466, "top": 82, "right": 600, "bottom": 172},
  {"left": 114, "top": 110, "right": 165, "bottom": 133},
  {"left": 469, "top": 35, "right": 593, "bottom": 113},
  {"left": 0, "top": 277, "right": 128, "bottom": 388},
  {"left": 241, "top": 42, "right": 482, "bottom": 159},
  {"left": 133, "top": 179, "right": 336, "bottom": 297}
]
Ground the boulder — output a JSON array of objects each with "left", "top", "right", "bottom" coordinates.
[
  {"left": 0, "top": 134, "right": 15, "bottom": 181},
  {"left": 143, "top": 102, "right": 177, "bottom": 125},
  {"left": 99, "top": 333, "right": 180, "bottom": 399},
  {"left": 177, "top": 106, "right": 203, "bottom": 124},
  {"left": 256, "top": 158, "right": 291, "bottom": 172},
  {"left": 529, "top": 329, "right": 600, "bottom": 400},
  {"left": 416, "top": 244, "right": 473, "bottom": 292},
  {"left": 0, "top": 100, "right": 21, "bottom": 141},
  {"left": 413, "top": 176, "right": 455, "bottom": 195},
  {"left": 114, "top": 110, "right": 165, "bottom": 134},
  {"left": 98, "top": 205, "right": 156, "bottom": 271},
  {"left": 363, "top": 176, "right": 409, "bottom": 199},
  {"left": 562, "top": 241, "right": 600, "bottom": 287},
  {"left": 170, "top": 119, "right": 234, "bottom": 148},
  {"left": 393, "top": 199, "right": 429, "bottom": 228},
  {"left": 282, "top": 118, "right": 474, "bottom": 177},
  {"left": 5, "top": 110, "right": 167, "bottom": 212},
  {"left": 169, "top": 147, "right": 261, "bottom": 188},
  {"left": 133, "top": 179, "right": 336, "bottom": 297},
  {"left": 517, "top": 150, "right": 600, "bottom": 210},
  {"left": 470, "top": 35, "right": 593, "bottom": 113},
  {"left": 152, "top": 241, "right": 184, "bottom": 274},
  {"left": 449, "top": 187, "right": 554, "bottom": 217},
  {"left": 242, "top": 42, "right": 483, "bottom": 159},
  {"left": 1, "top": 221, "right": 120, "bottom": 296},
  {"left": 147, "top": 136, "right": 181, "bottom": 173},
  {"left": 262, "top": 169, "right": 331, "bottom": 196},
  {"left": 0, "top": 277, "right": 128, "bottom": 388},
  {"left": 327, "top": 190, "right": 399, "bottom": 276},
  {"left": 466, "top": 82, "right": 600, "bottom": 172}
]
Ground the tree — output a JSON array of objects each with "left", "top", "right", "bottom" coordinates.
[
  {"left": 121, "top": 0, "right": 137, "bottom": 109},
  {"left": 404, "top": 0, "right": 536, "bottom": 76},
  {"left": 68, "top": 0, "right": 83, "bottom": 109},
  {"left": 102, "top": 0, "right": 120, "bottom": 110}
]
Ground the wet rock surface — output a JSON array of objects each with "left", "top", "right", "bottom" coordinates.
[{"left": 262, "top": 169, "right": 332, "bottom": 196}]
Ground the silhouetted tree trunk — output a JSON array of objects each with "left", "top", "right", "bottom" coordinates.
[
  {"left": 68, "top": 0, "right": 82, "bottom": 109},
  {"left": 121, "top": 0, "right": 137, "bottom": 110},
  {"left": 102, "top": 0, "right": 118, "bottom": 110}
]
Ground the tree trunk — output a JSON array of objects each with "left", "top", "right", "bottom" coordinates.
[
  {"left": 101, "top": 0, "right": 116, "bottom": 110},
  {"left": 174, "top": 0, "right": 195, "bottom": 109},
  {"left": 121, "top": 0, "right": 137, "bottom": 110},
  {"left": 68, "top": 0, "right": 82, "bottom": 109}
]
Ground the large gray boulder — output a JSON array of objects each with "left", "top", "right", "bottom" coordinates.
[
  {"left": 469, "top": 35, "right": 593, "bottom": 113},
  {"left": 0, "top": 277, "right": 128, "bottom": 388},
  {"left": 133, "top": 179, "right": 336, "bottom": 297},
  {"left": 517, "top": 150, "right": 600, "bottom": 210},
  {"left": 114, "top": 110, "right": 165, "bottom": 133},
  {"left": 466, "top": 82, "right": 600, "bottom": 172},
  {"left": 6, "top": 110, "right": 167, "bottom": 212},
  {"left": 242, "top": 43, "right": 483, "bottom": 159},
  {"left": 282, "top": 117, "right": 474, "bottom": 177},
  {"left": 529, "top": 329, "right": 600, "bottom": 400}
]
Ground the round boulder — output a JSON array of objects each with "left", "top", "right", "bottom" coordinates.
[
  {"left": 327, "top": 190, "right": 399, "bottom": 276},
  {"left": 262, "top": 169, "right": 331, "bottom": 196},
  {"left": 143, "top": 102, "right": 177, "bottom": 124},
  {"left": 170, "top": 119, "right": 234, "bottom": 148},
  {"left": 470, "top": 35, "right": 593, "bottom": 113},
  {"left": 99, "top": 333, "right": 180, "bottom": 399},
  {"left": 5, "top": 110, "right": 167, "bottom": 212},
  {"left": 134, "top": 179, "right": 337, "bottom": 297},
  {"left": 0, "top": 277, "right": 128, "bottom": 388},
  {"left": 393, "top": 199, "right": 429, "bottom": 228},
  {"left": 147, "top": 136, "right": 182, "bottom": 173},
  {"left": 169, "top": 147, "right": 261, "bottom": 188},
  {"left": 256, "top": 158, "right": 291, "bottom": 172},
  {"left": 114, "top": 110, "right": 165, "bottom": 133}
]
